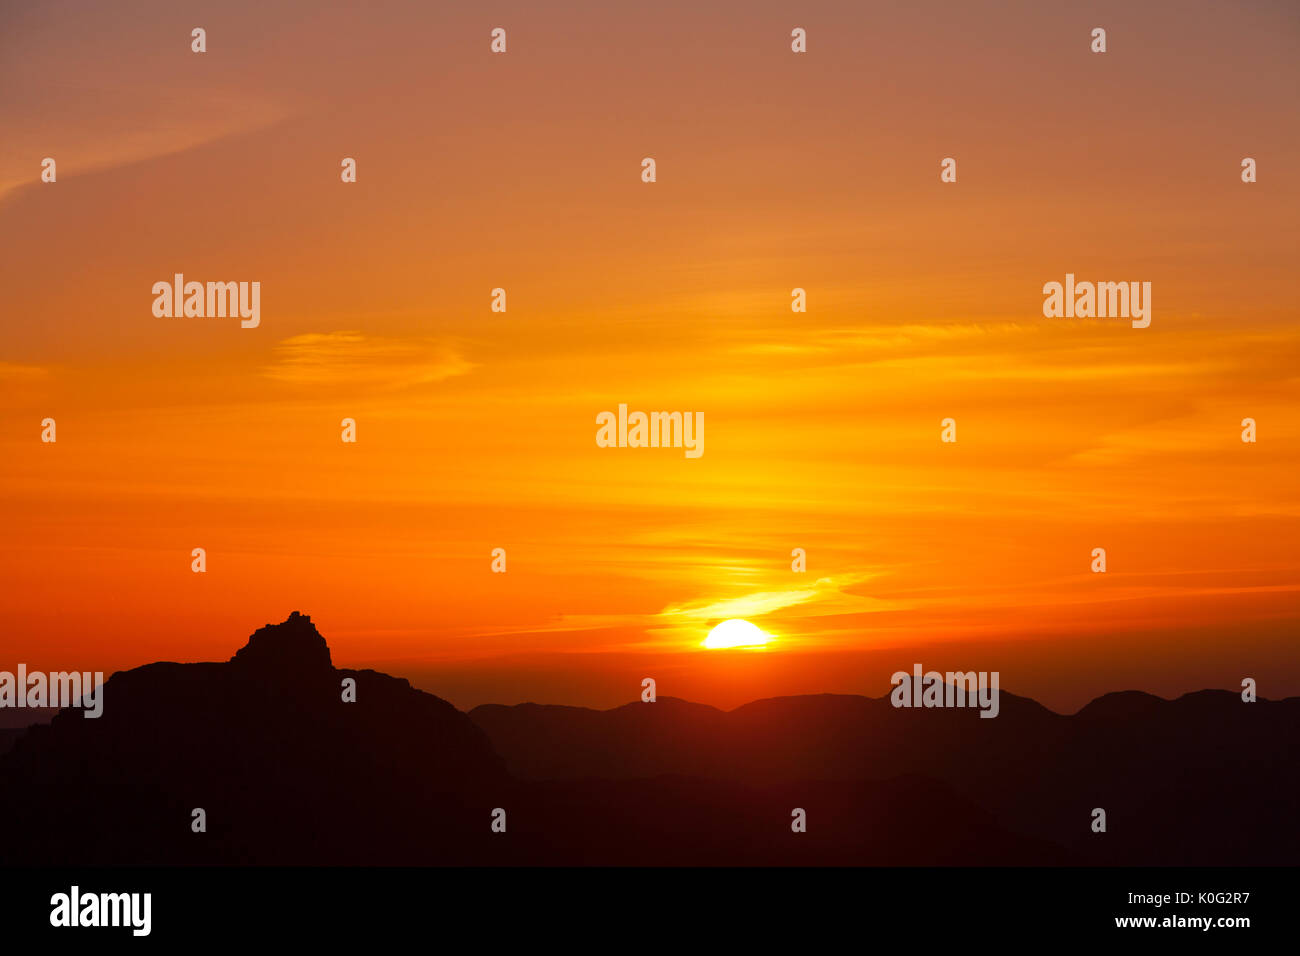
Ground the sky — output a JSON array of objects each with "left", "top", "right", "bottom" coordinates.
[{"left": 1, "top": 0, "right": 1297, "bottom": 715}]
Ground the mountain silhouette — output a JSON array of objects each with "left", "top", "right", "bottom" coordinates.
[
  {"left": 0, "top": 613, "right": 505, "bottom": 864},
  {"left": 0, "top": 613, "right": 1292, "bottom": 865},
  {"left": 471, "top": 686, "right": 1300, "bottom": 864}
]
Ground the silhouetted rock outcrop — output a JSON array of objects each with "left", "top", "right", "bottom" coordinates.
[
  {"left": 229, "top": 610, "right": 333, "bottom": 673},
  {"left": 0, "top": 614, "right": 505, "bottom": 864}
]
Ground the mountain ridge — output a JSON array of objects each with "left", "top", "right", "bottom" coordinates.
[{"left": 1, "top": 613, "right": 1293, "bottom": 865}]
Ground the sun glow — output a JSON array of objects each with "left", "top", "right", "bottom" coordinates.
[{"left": 703, "top": 619, "right": 772, "bottom": 649}]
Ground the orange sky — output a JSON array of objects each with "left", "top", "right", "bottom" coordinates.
[{"left": 1, "top": 1, "right": 1297, "bottom": 713}]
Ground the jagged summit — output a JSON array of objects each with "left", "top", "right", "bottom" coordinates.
[{"left": 229, "top": 610, "right": 333, "bottom": 672}]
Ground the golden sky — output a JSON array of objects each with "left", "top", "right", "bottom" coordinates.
[{"left": 1, "top": 0, "right": 1297, "bottom": 712}]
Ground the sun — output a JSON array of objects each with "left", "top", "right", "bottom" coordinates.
[{"left": 703, "top": 619, "right": 772, "bottom": 649}]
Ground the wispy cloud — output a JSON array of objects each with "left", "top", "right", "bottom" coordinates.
[
  {"left": 0, "top": 362, "right": 48, "bottom": 382},
  {"left": 0, "top": 91, "right": 289, "bottom": 206},
  {"left": 261, "top": 331, "right": 475, "bottom": 388},
  {"left": 660, "top": 572, "right": 896, "bottom": 623}
]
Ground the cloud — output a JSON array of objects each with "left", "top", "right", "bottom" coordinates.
[
  {"left": 262, "top": 331, "right": 475, "bottom": 388},
  {"left": 659, "top": 572, "right": 894, "bottom": 623},
  {"left": 0, "top": 362, "right": 49, "bottom": 382},
  {"left": 0, "top": 91, "right": 289, "bottom": 207}
]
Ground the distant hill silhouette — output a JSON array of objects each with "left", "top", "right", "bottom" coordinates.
[
  {"left": 0, "top": 613, "right": 1293, "bottom": 865},
  {"left": 471, "top": 687, "right": 1300, "bottom": 865}
]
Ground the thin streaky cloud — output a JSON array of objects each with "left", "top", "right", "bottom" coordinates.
[{"left": 262, "top": 331, "right": 476, "bottom": 388}]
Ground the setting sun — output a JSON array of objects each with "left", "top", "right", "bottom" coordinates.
[{"left": 703, "top": 619, "right": 772, "bottom": 649}]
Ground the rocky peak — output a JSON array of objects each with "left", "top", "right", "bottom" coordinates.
[{"left": 229, "top": 611, "right": 333, "bottom": 673}]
